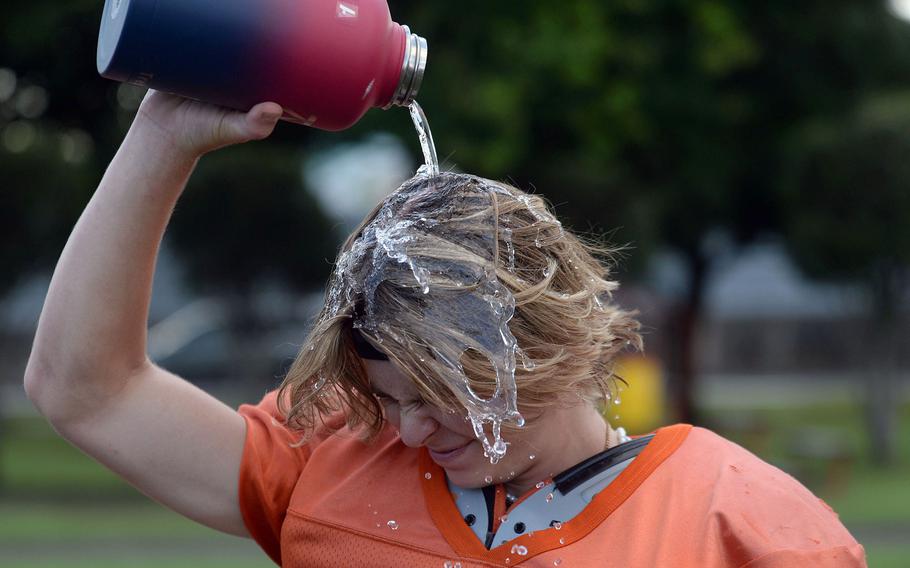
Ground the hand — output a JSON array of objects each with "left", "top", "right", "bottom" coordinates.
[{"left": 134, "top": 89, "right": 283, "bottom": 158}]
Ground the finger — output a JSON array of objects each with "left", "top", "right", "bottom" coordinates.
[
  {"left": 211, "top": 102, "right": 282, "bottom": 150},
  {"left": 242, "top": 102, "right": 284, "bottom": 140}
]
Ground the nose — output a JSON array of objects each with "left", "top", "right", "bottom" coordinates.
[{"left": 397, "top": 405, "right": 439, "bottom": 448}]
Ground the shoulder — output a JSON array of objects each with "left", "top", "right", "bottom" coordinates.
[
  {"left": 657, "top": 425, "right": 864, "bottom": 566},
  {"left": 667, "top": 426, "right": 810, "bottom": 487},
  {"left": 668, "top": 425, "right": 839, "bottom": 517},
  {"left": 238, "top": 390, "right": 394, "bottom": 459},
  {"left": 236, "top": 390, "right": 406, "bottom": 564}
]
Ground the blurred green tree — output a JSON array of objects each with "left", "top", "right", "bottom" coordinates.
[
  {"left": 0, "top": 1, "right": 336, "bottom": 321},
  {"left": 1, "top": 2, "right": 341, "bottom": 397},
  {"left": 4, "top": 0, "right": 910, "bottom": 436},
  {"left": 381, "top": 0, "right": 910, "bottom": 425},
  {"left": 169, "top": 146, "right": 337, "bottom": 324},
  {"left": 1, "top": 1, "right": 105, "bottom": 295},
  {"left": 782, "top": 95, "right": 910, "bottom": 464}
]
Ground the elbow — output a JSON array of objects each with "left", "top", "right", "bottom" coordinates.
[
  {"left": 23, "top": 354, "right": 55, "bottom": 417},
  {"left": 24, "top": 351, "right": 152, "bottom": 425},
  {"left": 23, "top": 352, "right": 79, "bottom": 423}
]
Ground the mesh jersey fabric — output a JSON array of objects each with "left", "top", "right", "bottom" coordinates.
[{"left": 237, "top": 391, "right": 866, "bottom": 567}]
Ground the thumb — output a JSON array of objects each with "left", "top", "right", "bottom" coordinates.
[{"left": 227, "top": 102, "right": 283, "bottom": 143}]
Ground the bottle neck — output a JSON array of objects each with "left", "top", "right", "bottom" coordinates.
[{"left": 385, "top": 25, "right": 427, "bottom": 108}]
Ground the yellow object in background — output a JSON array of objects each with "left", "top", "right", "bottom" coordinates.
[{"left": 608, "top": 354, "right": 667, "bottom": 435}]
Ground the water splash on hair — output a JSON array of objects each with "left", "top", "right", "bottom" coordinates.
[
  {"left": 501, "top": 227, "right": 516, "bottom": 272},
  {"left": 324, "top": 173, "right": 572, "bottom": 463}
]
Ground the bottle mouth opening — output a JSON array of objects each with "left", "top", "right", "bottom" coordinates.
[{"left": 388, "top": 26, "right": 427, "bottom": 108}]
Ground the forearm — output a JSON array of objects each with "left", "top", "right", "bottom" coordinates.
[{"left": 25, "top": 118, "right": 199, "bottom": 420}]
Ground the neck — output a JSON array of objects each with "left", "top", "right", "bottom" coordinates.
[{"left": 505, "top": 405, "right": 611, "bottom": 497}]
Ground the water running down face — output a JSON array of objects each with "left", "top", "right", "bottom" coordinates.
[
  {"left": 328, "top": 173, "right": 540, "bottom": 462},
  {"left": 363, "top": 357, "right": 610, "bottom": 496}
]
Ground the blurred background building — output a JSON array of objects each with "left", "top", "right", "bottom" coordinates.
[{"left": 2, "top": 0, "right": 909, "bottom": 566}]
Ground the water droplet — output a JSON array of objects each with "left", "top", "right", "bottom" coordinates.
[
  {"left": 484, "top": 475, "right": 493, "bottom": 484},
  {"left": 511, "top": 544, "right": 528, "bottom": 556},
  {"left": 516, "top": 348, "right": 536, "bottom": 371},
  {"left": 616, "top": 426, "right": 629, "bottom": 444},
  {"left": 553, "top": 521, "right": 562, "bottom": 530},
  {"left": 424, "top": 472, "right": 432, "bottom": 480},
  {"left": 529, "top": 454, "right": 536, "bottom": 460},
  {"left": 559, "top": 537, "right": 565, "bottom": 545},
  {"left": 613, "top": 397, "right": 621, "bottom": 405},
  {"left": 387, "top": 520, "right": 399, "bottom": 530},
  {"left": 546, "top": 492, "right": 554, "bottom": 503},
  {"left": 554, "top": 559, "right": 562, "bottom": 566},
  {"left": 500, "top": 514, "right": 509, "bottom": 524},
  {"left": 535, "top": 481, "right": 545, "bottom": 489}
]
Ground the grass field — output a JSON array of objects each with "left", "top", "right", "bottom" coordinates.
[
  {"left": 0, "top": 411, "right": 273, "bottom": 567},
  {"left": 1, "top": 400, "right": 908, "bottom": 567}
]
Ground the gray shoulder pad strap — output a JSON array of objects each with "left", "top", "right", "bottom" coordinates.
[{"left": 447, "top": 444, "right": 646, "bottom": 549}]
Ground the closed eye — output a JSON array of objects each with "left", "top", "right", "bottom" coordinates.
[
  {"left": 374, "top": 393, "right": 425, "bottom": 409},
  {"left": 374, "top": 393, "right": 402, "bottom": 406}
]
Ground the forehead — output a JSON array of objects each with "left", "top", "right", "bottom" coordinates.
[{"left": 362, "top": 359, "right": 419, "bottom": 398}]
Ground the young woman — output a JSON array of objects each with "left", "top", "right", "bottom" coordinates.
[{"left": 25, "top": 91, "right": 866, "bottom": 567}]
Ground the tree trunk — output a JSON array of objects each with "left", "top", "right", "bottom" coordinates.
[
  {"left": 864, "top": 262, "right": 902, "bottom": 466},
  {"left": 670, "top": 251, "right": 708, "bottom": 425}
]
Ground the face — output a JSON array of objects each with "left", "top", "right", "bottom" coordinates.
[{"left": 363, "top": 359, "right": 606, "bottom": 496}]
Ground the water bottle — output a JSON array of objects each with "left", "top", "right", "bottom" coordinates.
[{"left": 96, "top": 0, "right": 427, "bottom": 131}]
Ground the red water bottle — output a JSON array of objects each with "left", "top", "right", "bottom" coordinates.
[{"left": 97, "top": 0, "right": 427, "bottom": 131}]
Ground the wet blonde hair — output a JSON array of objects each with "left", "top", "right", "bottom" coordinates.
[{"left": 277, "top": 173, "right": 641, "bottom": 438}]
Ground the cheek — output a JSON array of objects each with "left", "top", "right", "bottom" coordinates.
[
  {"left": 382, "top": 404, "right": 401, "bottom": 428},
  {"left": 496, "top": 432, "right": 538, "bottom": 468},
  {"left": 433, "top": 410, "right": 476, "bottom": 437}
]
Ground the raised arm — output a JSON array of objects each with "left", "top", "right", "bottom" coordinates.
[{"left": 23, "top": 91, "right": 283, "bottom": 536}]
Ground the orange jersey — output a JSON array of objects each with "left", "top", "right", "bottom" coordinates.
[{"left": 238, "top": 392, "right": 865, "bottom": 567}]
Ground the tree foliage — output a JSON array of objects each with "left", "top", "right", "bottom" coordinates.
[
  {"left": 4, "top": 2, "right": 910, "bottom": 429},
  {"left": 0, "top": 1, "right": 333, "bottom": 299}
]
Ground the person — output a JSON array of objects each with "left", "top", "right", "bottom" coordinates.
[{"left": 24, "top": 90, "right": 866, "bottom": 567}]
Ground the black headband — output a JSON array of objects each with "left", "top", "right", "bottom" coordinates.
[{"left": 350, "top": 326, "right": 390, "bottom": 360}]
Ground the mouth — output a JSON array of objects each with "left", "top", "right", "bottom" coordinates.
[{"left": 428, "top": 441, "right": 472, "bottom": 465}]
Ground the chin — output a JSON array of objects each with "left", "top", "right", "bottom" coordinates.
[{"left": 443, "top": 469, "right": 490, "bottom": 489}]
